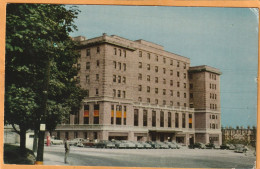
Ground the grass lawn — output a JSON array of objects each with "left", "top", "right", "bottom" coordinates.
[{"left": 4, "top": 144, "right": 35, "bottom": 165}]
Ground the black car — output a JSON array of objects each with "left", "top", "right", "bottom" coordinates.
[{"left": 189, "top": 142, "right": 206, "bottom": 149}]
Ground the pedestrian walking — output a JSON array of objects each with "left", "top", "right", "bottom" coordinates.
[{"left": 64, "top": 138, "right": 70, "bottom": 164}]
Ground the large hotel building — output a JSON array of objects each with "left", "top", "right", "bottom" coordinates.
[{"left": 54, "top": 33, "right": 222, "bottom": 145}]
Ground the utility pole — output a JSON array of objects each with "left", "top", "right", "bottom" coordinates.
[{"left": 35, "top": 55, "right": 50, "bottom": 164}]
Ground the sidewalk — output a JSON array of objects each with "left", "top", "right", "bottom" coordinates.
[{"left": 42, "top": 152, "right": 69, "bottom": 166}]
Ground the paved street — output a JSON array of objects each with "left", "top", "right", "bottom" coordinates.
[{"left": 44, "top": 145, "right": 256, "bottom": 168}]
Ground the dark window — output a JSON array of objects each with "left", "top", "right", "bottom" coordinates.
[
  {"left": 114, "top": 48, "right": 117, "bottom": 55},
  {"left": 143, "top": 110, "right": 148, "bottom": 127},
  {"left": 86, "top": 62, "right": 90, "bottom": 70},
  {"left": 84, "top": 105, "right": 90, "bottom": 124},
  {"left": 96, "top": 89, "right": 99, "bottom": 95},
  {"left": 111, "top": 105, "right": 114, "bottom": 124},
  {"left": 139, "top": 51, "right": 142, "bottom": 57},
  {"left": 86, "top": 49, "right": 90, "bottom": 56},
  {"left": 160, "top": 111, "right": 164, "bottom": 127},
  {"left": 94, "top": 104, "right": 99, "bottom": 124},
  {"left": 134, "top": 109, "right": 139, "bottom": 126},
  {"left": 97, "top": 47, "right": 100, "bottom": 53},
  {"left": 113, "top": 61, "right": 117, "bottom": 69},
  {"left": 84, "top": 132, "right": 88, "bottom": 139},
  {"left": 168, "top": 112, "right": 172, "bottom": 127},
  {"left": 116, "top": 105, "right": 122, "bottom": 125},
  {"left": 96, "top": 60, "right": 100, "bottom": 67},
  {"left": 189, "top": 114, "right": 192, "bottom": 128},
  {"left": 175, "top": 113, "right": 179, "bottom": 128},
  {"left": 113, "top": 75, "right": 116, "bottom": 82},
  {"left": 182, "top": 113, "right": 186, "bottom": 128},
  {"left": 152, "top": 111, "right": 156, "bottom": 127}
]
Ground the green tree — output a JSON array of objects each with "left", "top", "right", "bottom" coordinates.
[{"left": 5, "top": 4, "right": 86, "bottom": 159}]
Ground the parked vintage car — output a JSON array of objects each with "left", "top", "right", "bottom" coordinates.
[
  {"left": 112, "top": 140, "right": 127, "bottom": 149},
  {"left": 189, "top": 142, "right": 206, "bottom": 149},
  {"left": 146, "top": 141, "right": 161, "bottom": 149},
  {"left": 68, "top": 138, "right": 86, "bottom": 146},
  {"left": 164, "top": 142, "right": 178, "bottom": 149},
  {"left": 96, "top": 140, "right": 116, "bottom": 148},
  {"left": 156, "top": 142, "right": 169, "bottom": 149},
  {"left": 131, "top": 141, "right": 144, "bottom": 149},
  {"left": 121, "top": 140, "right": 136, "bottom": 149},
  {"left": 234, "top": 144, "right": 248, "bottom": 153},
  {"left": 139, "top": 142, "right": 152, "bottom": 149}
]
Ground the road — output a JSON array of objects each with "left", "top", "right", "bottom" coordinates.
[{"left": 44, "top": 145, "right": 256, "bottom": 168}]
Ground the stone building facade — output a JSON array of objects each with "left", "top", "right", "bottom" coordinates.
[{"left": 53, "top": 34, "right": 222, "bottom": 145}]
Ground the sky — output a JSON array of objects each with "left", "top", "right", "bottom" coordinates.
[{"left": 69, "top": 5, "right": 258, "bottom": 128}]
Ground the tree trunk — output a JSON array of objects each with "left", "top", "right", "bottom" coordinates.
[{"left": 20, "top": 126, "right": 27, "bottom": 157}]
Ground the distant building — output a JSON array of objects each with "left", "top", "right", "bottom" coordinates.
[
  {"left": 53, "top": 34, "right": 222, "bottom": 145},
  {"left": 222, "top": 126, "right": 256, "bottom": 145}
]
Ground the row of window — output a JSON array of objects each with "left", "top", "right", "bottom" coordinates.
[
  {"left": 137, "top": 86, "right": 187, "bottom": 98},
  {"left": 209, "top": 73, "right": 217, "bottom": 80},
  {"left": 114, "top": 48, "right": 127, "bottom": 57},
  {"left": 210, "top": 83, "right": 217, "bottom": 90},
  {"left": 134, "top": 109, "right": 192, "bottom": 129},
  {"left": 85, "top": 74, "right": 100, "bottom": 83},
  {"left": 85, "top": 60, "right": 100, "bottom": 70},
  {"left": 138, "top": 51, "right": 187, "bottom": 69},
  {"left": 86, "top": 47, "right": 100, "bottom": 57},
  {"left": 210, "top": 123, "right": 218, "bottom": 129},
  {"left": 137, "top": 97, "right": 188, "bottom": 107},
  {"left": 138, "top": 63, "right": 187, "bottom": 78},
  {"left": 113, "top": 75, "right": 126, "bottom": 83},
  {"left": 210, "top": 93, "right": 217, "bottom": 99},
  {"left": 113, "top": 61, "right": 127, "bottom": 71},
  {"left": 210, "top": 104, "right": 217, "bottom": 110},
  {"left": 111, "top": 105, "right": 127, "bottom": 125},
  {"left": 113, "top": 89, "right": 126, "bottom": 98},
  {"left": 137, "top": 77, "right": 187, "bottom": 88},
  {"left": 209, "top": 114, "right": 218, "bottom": 119}
]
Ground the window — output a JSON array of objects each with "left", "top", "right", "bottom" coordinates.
[
  {"left": 177, "top": 82, "right": 180, "bottom": 87},
  {"left": 184, "top": 83, "right": 186, "bottom": 88},
  {"left": 155, "top": 55, "right": 158, "bottom": 61},
  {"left": 147, "top": 86, "right": 150, "bottom": 93},
  {"left": 163, "top": 100, "right": 166, "bottom": 105},
  {"left": 138, "top": 85, "right": 142, "bottom": 91},
  {"left": 155, "top": 88, "right": 158, "bottom": 94},
  {"left": 123, "top": 63, "right": 126, "bottom": 71},
  {"left": 147, "top": 64, "right": 150, "bottom": 70},
  {"left": 155, "top": 77, "right": 158, "bottom": 83},
  {"left": 118, "top": 76, "right": 121, "bottom": 83},
  {"left": 118, "top": 62, "right": 121, "bottom": 70},
  {"left": 189, "top": 114, "right": 192, "bottom": 128},
  {"left": 113, "top": 61, "right": 116, "bottom": 69},
  {"left": 114, "top": 48, "right": 117, "bottom": 55},
  {"left": 123, "top": 77, "right": 126, "bottom": 83},
  {"left": 94, "top": 104, "right": 99, "bottom": 124},
  {"left": 184, "top": 73, "right": 186, "bottom": 79},
  {"left": 177, "top": 71, "right": 180, "bottom": 77},
  {"left": 163, "top": 57, "right": 166, "bottom": 63},
  {"left": 143, "top": 110, "right": 148, "bottom": 126},
  {"left": 116, "top": 105, "right": 122, "bottom": 125},
  {"left": 138, "top": 97, "right": 142, "bottom": 102},
  {"left": 147, "top": 98, "right": 150, "bottom": 103},
  {"left": 84, "top": 105, "right": 89, "bottom": 124},
  {"left": 170, "top": 80, "right": 173, "bottom": 86},
  {"left": 170, "top": 90, "right": 173, "bottom": 96},
  {"left": 86, "top": 49, "right": 90, "bottom": 56},
  {"left": 147, "top": 75, "right": 150, "bottom": 81},
  {"left": 152, "top": 111, "right": 156, "bottom": 127},
  {"left": 119, "top": 49, "right": 122, "bottom": 56},
  {"left": 184, "top": 103, "right": 187, "bottom": 107},
  {"left": 96, "top": 89, "right": 99, "bottom": 95},
  {"left": 184, "top": 93, "right": 186, "bottom": 98},
  {"left": 118, "top": 90, "right": 121, "bottom": 98},
  {"left": 138, "top": 73, "right": 142, "bottom": 80},
  {"left": 97, "top": 46, "right": 100, "bottom": 53},
  {"left": 96, "top": 60, "right": 100, "bottom": 67},
  {"left": 175, "top": 113, "right": 179, "bottom": 128},
  {"left": 190, "top": 93, "right": 193, "bottom": 99},
  {"left": 96, "top": 74, "right": 99, "bottom": 81},
  {"left": 182, "top": 113, "right": 186, "bottom": 128},
  {"left": 160, "top": 111, "right": 164, "bottom": 127},
  {"left": 163, "top": 89, "right": 166, "bottom": 95},
  {"left": 139, "top": 51, "right": 142, "bottom": 57},
  {"left": 139, "top": 62, "right": 142, "bottom": 68},
  {"left": 163, "top": 68, "right": 166, "bottom": 74},
  {"left": 86, "top": 75, "right": 90, "bottom": 83},
  {"left": 124, "top": 50, "right": 126, "bottom": 57},
  {"left": 168, "top": 112, "right": 172, "bottom": 127},
  {"left": 155, "top": 66, "right": 158, "bottom": 72},
  {"left": 184, "top": 63, "right": 186, "bottom": 69},
  {"left": 124, "top": 106, "right": 127, "bottom": 125},
  {"left": 177, "top": 102, "right": 180, "bottom": 106},
  {"left": 170, "top": 70, "right": 173, "bottom": 75},
  {"left": 111, "top": 105, "right": 114, "bottom": 124},
  {"left": 177, "top": 61, "right": 180, "bottom": 67},
  {"left": 170, "top": 101, "right": 173, "bottom": 106},
  {"left": 177, "top": 91, "right": 180, "bottom": 97},
  {"left": 163, "top": 79, "right": 166, "bottom": 84},
  {"left": 123, "top": 91, "right": 126, "bottom": 98},
  {"left": 190, "top": 84, "right": 193, "bottom": 89},
  {"left": 86, "top": 62, "right": 90, "bottom": 70},
  {"left": 134, "top": 109, "right": 139, "bottom": 126},
  {"left": 113, "top": 75, "right": 116, "bottom": 82},
  {"left": 170, "top": 60, "right": 173, "bottom": 65}
]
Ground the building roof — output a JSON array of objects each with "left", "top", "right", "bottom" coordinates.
[{"left": 189, "top": 65, "right": 222, "bottom": 75}]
